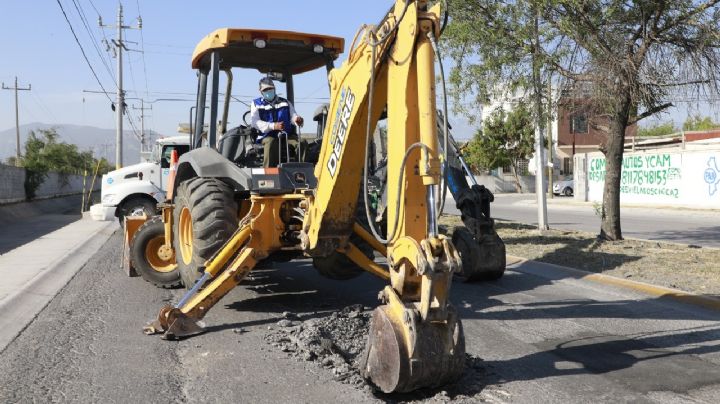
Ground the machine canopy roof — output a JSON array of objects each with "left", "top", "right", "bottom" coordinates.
[{"left": 192, "top": 28, "right": 345, "bottom": 74}]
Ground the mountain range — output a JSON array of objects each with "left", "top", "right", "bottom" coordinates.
[{"left": 0, "top": 122, "right": 158, "bottom": 165}]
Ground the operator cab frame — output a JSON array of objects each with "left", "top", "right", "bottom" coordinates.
[{"left": 190, "top": 28, "right": 344, "bottom": 158}]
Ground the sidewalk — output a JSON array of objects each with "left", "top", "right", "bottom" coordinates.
[
  {"left": 499, "top": 192, "right": 720, "bottom": 215},
  {"left": 0, "top": 216, "right": 115, "bottom": 351}
]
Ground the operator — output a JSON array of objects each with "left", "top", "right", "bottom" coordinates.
[{"left": 250, "top": 77, "right": 305, "bottom": 168}]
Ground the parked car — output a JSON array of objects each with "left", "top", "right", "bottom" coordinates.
[{"left": 553, "top": 177, "right": 574, "bottom": 196}]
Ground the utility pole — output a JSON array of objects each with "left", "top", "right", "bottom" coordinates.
[
  {"left": 547, "top": 80, "right": 554, "bottom": 199},
  {"left": 2, "top": 77, "right": 31, "bottom": 166},
  {"left": 532, "top": 6, "right": 549, "bottom": 231},
  {"left": 132, "top": 99, "right": 152, "bottom": 152},
  {"left": 99, "top": 3, "right": 141, "bottom": 169}
]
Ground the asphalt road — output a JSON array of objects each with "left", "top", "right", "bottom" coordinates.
[
  {"left": 444, "top": 193, "right": 720, "bottom": 248},
  {"left": 1, "top": 231, "right": 719, "bottom": 403}
]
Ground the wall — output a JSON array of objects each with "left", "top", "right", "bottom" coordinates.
[
  {"left": 472, "top": 173, "right": 544, "bottom": 194},
  {"left": 0, "top": 164, "right": 26, "bottom": 203},
  {"left": 0, "top": 164, "right": 100, "bottom": 204},
  {"left": 574, "top": 148, "right": 720, "bottom": 209}
]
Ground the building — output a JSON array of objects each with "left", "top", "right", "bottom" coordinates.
[{"left": 554, "top": 86, "right": 637, "bottom": 176}]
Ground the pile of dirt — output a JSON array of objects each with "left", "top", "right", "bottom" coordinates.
[
  {"left": 264, "top": 304, "right": 371, "bottom": 387},
  {"left": 264, "top": 305, "right": 498, "bottom": 402}
]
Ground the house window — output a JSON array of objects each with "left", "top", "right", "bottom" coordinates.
[
  {"left": 517, "top": 160, "right": 529, "bottom": 175},
  {"left": 563, "top": 157, "right": 573, "bottom": 175},
  {"left": 570, "top": 114, "right": 588, "bottom": 134},
  {"left": 502, "top": 165, "right": 512, "bottom": 174}
]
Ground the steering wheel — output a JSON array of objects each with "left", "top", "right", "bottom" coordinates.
[{"left": 243, "top": 110, "right": 251, "bottom": 126}]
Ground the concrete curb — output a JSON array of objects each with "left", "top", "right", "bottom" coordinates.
[
  {"left": 506, "top": 254, "right": 720, "bottom": 312},
  {"left": 0, "top": 221, "right": 116, "bottom": 353}
]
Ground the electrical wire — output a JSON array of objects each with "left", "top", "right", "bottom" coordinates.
[
  {"left": 71, "top": 0, "right": 115, "bottom": 83},
  {"left": 56, "top": 0, "right": 113, "bottom": 104},
  {"left": 136, "top": 0, "right": 151, "bottom": 113}
]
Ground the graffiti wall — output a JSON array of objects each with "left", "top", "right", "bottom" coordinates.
[{"left": 581, "top": 149, "right": 720, "bottom": 208}]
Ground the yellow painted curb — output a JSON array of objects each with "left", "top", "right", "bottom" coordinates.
[{"left": 505, "top": 255, "right": 720, "bottom": 312}]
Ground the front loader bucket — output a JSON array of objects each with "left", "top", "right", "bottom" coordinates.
[{"left": 361, "top": 304, "right": 465, "bottom": 393}]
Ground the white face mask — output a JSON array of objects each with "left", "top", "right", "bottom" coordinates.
[{"left": 262, "top": 89, "right": 276, "bottom": 102}]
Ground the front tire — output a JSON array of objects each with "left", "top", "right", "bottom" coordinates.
[
  {"left": 174, "top": 178, "right": 238, "bottom": 289},
  {"left": 118, "top": 196, "right": 156, "bottom": 227},
  {"left": 129, "top": 216, "right": 181, "bottom": 288}
]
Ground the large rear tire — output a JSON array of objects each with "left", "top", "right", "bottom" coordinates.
[
  {"left": 129, "top": 216, "right": 181, "bottom": 288},
  {"left": 174, "top": 178, "right": 238, "bottom": 289}
]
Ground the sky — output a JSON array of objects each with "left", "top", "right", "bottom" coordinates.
[
  {"left": 0, "top": 0, "right": 481, "bottom": 149},
  {"left": 1, "top": 0, "right": 717, "bottom": 152}
]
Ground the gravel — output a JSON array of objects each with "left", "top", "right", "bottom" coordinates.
[{"left": 264, "top": 304, "right": 500, "bottom": 402}]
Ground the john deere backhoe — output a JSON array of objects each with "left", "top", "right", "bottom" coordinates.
[{"left": 140, "top": 0, "right": 503, "bottom": 393}]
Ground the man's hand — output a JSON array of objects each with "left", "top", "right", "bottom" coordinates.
[
  {"left": 274, "top": 122, "right": 285, "bottom": 131},
  {"left": 294, "top": 116, "right": 304, "bottom": 127}
]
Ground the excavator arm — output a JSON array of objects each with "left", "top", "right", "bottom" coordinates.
[{"left": 302, "top": 0, "right": 465, "bottom": 392}]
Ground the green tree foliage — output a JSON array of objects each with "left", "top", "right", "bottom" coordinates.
[
  {"left": 18, "top": 128, "right": 99, "bottom": 199},
  {"left": 683, "top": 115, "right": 720, "bottom": 131},
  {"left": 637, "top": 122, "right": 677, "bottom": 137},
  {"left": 465, "top": 102, "right": 535, "bottom": 192},
  {"left": 443, "top": 0, "right": 720, "bottom": 240}
]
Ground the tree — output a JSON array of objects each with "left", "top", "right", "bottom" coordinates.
[
  {"left": 18, "top": 128, "right": 99, "bottom": 199},
  {"left": 637, "top": 121, "right": 677, "bottom": 137},
  {"left": 683, "top": 114, "right": 720, "bottom": 131},
  {"left": 444, "top": 0, "right": 720, "bottom": 240},
  {"left": 465, "top": 102, "right": 535, "bottom": 192}
]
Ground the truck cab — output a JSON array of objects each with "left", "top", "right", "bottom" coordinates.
[{"left": 91, "top": 136, "right": 190, "bottom": 224}]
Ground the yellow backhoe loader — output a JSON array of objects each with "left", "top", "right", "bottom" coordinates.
[{"left": 135, "top": 0, "right": 501, "bottom": 393}]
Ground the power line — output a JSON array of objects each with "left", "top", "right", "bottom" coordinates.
[
  {"left": 70, "top": 0, "right": 115, "bottom": 83},
  {"left": 55, "top": 0, "right": 113, "bottom": 104},
  {"left": 136, "top": 0, "right": 151, "bottom": 102}
]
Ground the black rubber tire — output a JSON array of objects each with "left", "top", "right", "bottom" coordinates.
[
  {"left": 312, "top": 196, "right": 376, "bottom": 280},
  {"left": 129, "top": 216, "right": 181, "bottom": 288},
  {"left": 564, "top": 187, "right": 573, "bottom": 197},
  {"left": 174, "top": 178, "right": 238, "bottom": 289},
  {"left": 452, "top": 227, "right": 506, "bottom": 282},
  {"left": 118, "top": 196, "right": 157, "bottom": 227}
]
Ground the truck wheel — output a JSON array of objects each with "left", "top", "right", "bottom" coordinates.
[
  {"left": 313, "top": 196, "right": 376, "bottom": 280},
  {"left": 118, "top": 197, "right": 156, "bottom": 227},
  {"left": 129, "top": 216, "right": 181, "bottom": 288},
  {"left": 452, "top": 227, "right": 506, "bottom": 282},
  {"left": 174, "top": 178, "right": 238, "bottom": 289}
]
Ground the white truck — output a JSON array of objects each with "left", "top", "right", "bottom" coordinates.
[{"left": 91, "top": 136, "right": 190, "bottom": 224}]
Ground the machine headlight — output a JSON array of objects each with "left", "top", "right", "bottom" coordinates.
[
  {"left": 102, "top": 194, "right": 116, "bottom": 205},
  {"left": 254, "top": 38, "right": 267, "bottom": 49}
]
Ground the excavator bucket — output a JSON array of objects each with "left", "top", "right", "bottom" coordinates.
[{"left": 361, "top": 289, "right": 465, "bottom": 393}]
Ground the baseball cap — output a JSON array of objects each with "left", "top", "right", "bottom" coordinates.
[{"left": 259, "top": 77, "right": 275, "bottom": 91}]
